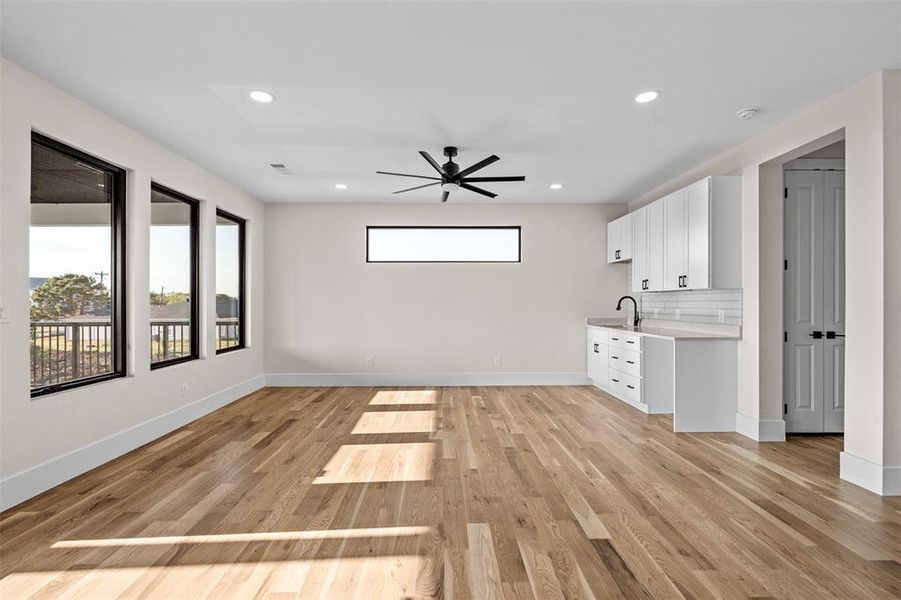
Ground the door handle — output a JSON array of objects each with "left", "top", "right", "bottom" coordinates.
[
  {"left": 810, "top": 331, "right": 824, "bottom": 339},
  {"left": 826, "top": 331, "right": 845, "bottom": 339}
]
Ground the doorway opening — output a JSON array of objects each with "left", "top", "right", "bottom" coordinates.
[{"left": 783, "top": 139, "right": 846, "bottom": 433}]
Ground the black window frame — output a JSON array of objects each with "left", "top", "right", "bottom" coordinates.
[
  {"left": 365, "top": 225, "right": 522, "bottom": 263},
  {"left": 215, "top": 208, "right": 246, "bottom": 355},
  {"left": 30, "top": 132, "right": 128, "bottom": 398},
  {"left": 149, "top": 183, "right": 201, "bottom": 370}
]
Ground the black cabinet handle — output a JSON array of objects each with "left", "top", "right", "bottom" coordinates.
[
  {"left": 810, "top": 331, "right": 824, "bottom": 339},
  {"left": 611, "top": 378, "right": 619, "bottom": 383},
  {"left": 626, "top": 340, "right": 635, "bottom": 344},
  {"left": 611, "top": 355, "right": 619, "bottom": 360},
  {"left": 626, "top": 384, "right": 635, "bottom": 390},
  {"left": 611, "top": 337, "right": 619, "bottom": 341},
  {"left": 826, "top": 331, "right": 845, "bottom": 339},
  {"left": 593, "top": 343, "right": 599, "bottom": 352},
  {"left": 626, "top": 360, "right": 635, "bottom": 365}
]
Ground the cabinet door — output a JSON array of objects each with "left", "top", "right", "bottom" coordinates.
[
  {"left": 664, "top": 190, "right": 687, "bottom": 290},
  {"left": 619, "top": 214, "right": 633, "bottom": 260},
  {"left": 607, "top": 218, "right": 620, "bottom": 263},
  {"left": 631, "top": 207, "right": 648, "bottom": 291},
  {"left": 647, "top": 199, "right": 665, "bottom": 291},
  {"left": 587, "top": 339, "right": 608, "bottom": 384},
  {"left": 685, "top": 178, "right": 710, "bottom": 289}
]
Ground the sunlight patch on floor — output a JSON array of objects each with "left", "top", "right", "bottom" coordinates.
[
  {"left": 51, "top": 526, "right": 434, "bottom": 549},
  {"left": 369, "top": 390, "right": 437, "bottom": 405},
  {"left": 351, "top": 410, "right": 436, "bottom": 434},
  {"left": 314, "top": 442, "right": 435, "bottom": 484},
  {"left": 0, "top": 555, "right": 432, "bottom": 599}
]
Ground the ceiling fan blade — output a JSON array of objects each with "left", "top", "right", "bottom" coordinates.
[
  {"left": 419, "top": 151, "right": 447, "bottom": 176},
  {"left": 459, "top": 182, "right": 497, "bottom": 199},
  {"left": 393, "top": 181, "right": 440, "bottom": 194},
  {"left": 456, "top": 155, "right": 499, "bottom": 179},
  {"left": 377, "top": 171, "right": 440, "bottom": 180},
  {"left": 462, "top": 176, "right": 525, "bottom": 182},
  {"left": 441, "top": 191, "right": 450, "bottom": 203}
]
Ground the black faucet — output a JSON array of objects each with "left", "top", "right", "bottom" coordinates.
[{"left": 616, "top": 295, "right": 640, "bottom": 328}]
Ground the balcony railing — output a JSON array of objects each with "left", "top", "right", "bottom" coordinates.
[{"left": 30, "top": 318, "right": 240, "bottom": 388}]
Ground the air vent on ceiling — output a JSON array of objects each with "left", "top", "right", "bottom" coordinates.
[{"left": 270, "top": 163, "right": 292, "bottom": 175}]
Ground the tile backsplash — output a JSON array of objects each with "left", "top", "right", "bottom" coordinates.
[{"left": 625, "top": 263, "right": 743, "bottom": 325}]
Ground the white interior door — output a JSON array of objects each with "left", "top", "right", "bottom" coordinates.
[{"left": 784, "top": 169, "right": 845, "bottom": 433}]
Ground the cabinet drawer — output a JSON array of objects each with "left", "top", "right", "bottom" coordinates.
[
  {"left": 607, "top": 348, "right": 641, "bottom": 378},
  {"left": 608, "top": 370, "right": 641, "bottom": 403},
  {"left": 607, "top": 331, "right": 641, "bottom": 351}
]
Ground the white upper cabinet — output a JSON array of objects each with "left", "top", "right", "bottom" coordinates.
[
  {"left": 663, "top": 190, "right": 688, "bottom": 290},
  {"left": 647, "top": 200, "right": 665, "bottom": 291},
  {"left": 620, "top": 175, "right": 741, "bottom": 292},
  {"left": 607, "top": 213, "right": 632, "bottom": 263},
  {"left": 631, "top": 206, "right": 648, "bottom": 291}
]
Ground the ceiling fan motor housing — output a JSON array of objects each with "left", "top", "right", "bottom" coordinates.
[{"left": 377, "top": 145, "right": 524, "bottom": 201}]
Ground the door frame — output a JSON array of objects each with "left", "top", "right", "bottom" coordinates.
[{"left": 782, "top": 158, "right": 846, "bottom": 434}]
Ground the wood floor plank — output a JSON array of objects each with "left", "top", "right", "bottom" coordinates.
[{"left": 2, "top": 385, "right": 899, "bottom": 599}]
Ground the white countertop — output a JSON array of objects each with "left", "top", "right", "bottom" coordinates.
[{"left": 586, "top": 317, "right": 741, "bottom": 340}]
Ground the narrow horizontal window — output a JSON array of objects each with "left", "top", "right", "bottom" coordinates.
[{"left": 366, "top": 227, "right": 521, "bottom": 263}]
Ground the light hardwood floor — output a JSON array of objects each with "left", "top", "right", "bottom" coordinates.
[{"left": 1, "top": 386, "right": 899, "bottom": 599}]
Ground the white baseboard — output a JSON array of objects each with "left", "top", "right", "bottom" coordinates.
[
  {"left": 0, "top": 375, "right": 265, "bottom": 512},
  {"left": 265, "top": 372, "right": 591, "bottom": 387},
  {"left": 840, "top": 452, "right": 901, "bottom": 496},
  {"left": 735, "top": 413, "right": 786, "bottom": 442}
]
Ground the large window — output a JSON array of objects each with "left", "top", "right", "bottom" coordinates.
[
  {"left": 366, "top": 226, "right": 521, "bottom": 263},
  {"left": 150, "top": 184, "right": 199, "bottom": 368},
  {"left": 29, "top": 133, "right": 126, "bottom": 396},
  {"left": 215, "top": 209, "right": 245, "bottom": 353}
]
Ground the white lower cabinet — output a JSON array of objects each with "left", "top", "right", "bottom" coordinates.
[
  {"left": 587, "top": 326, "right": 648, "bottom": 412},
  {"left": 587, "top": 328, "right": 608, "bottom": 386},
  {"left": 587, "top": 324, "right": 738, "bottom": 431}
]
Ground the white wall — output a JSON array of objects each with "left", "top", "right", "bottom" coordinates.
[
  {"left": 630, "top": 70, "right": 899, "bottom": 494},
  {"left": 264, "top": 203, "right": 627, "bottom": 384},
  {"left": 0, "top": 60, "right": 265, "bottom": 509}
]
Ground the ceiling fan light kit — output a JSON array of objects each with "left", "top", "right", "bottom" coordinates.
[{"left": 377, "top": 146, "right": 525, "bottom": 202}]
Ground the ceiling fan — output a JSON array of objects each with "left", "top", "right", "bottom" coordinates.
[{"left": 377, "top": 146, "right": 525, "bottom": 202}]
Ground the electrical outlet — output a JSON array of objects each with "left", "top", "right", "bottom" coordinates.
[
  {"left": 718, "top": 310, "right": 725, "bottom": 323},
  {"left": 366, "top": 356, "right": 374, "bottom": 368},
  {"left": 493, "top": 356, "right": 502, "bottom": 367},
  {"left": 675, "top": 309, "right": 681, "bottom": 320},
  {"left": 180, "top": 382, "right": 188, "bottom": 397}
]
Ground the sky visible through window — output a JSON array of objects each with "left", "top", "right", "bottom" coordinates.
[{"left": 30, "top": 225, "right": 240, "bottom": 297}]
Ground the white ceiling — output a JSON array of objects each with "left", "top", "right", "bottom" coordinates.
[{"left": 2, "top": 1, "right": 899, "bottom": 204}]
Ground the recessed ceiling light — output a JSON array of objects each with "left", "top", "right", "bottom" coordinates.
[
  {"left": 635, "top": 90, "right": 660, "bottom": 104},
  {"left": 334, "top": 183, "right": 348, "bottom": 190},
  {"left": 549, "top": 183, "right": 563, "bottom": 190},
  {"left": 249, "top": 90, "right": 275, "bottom": 103}
]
